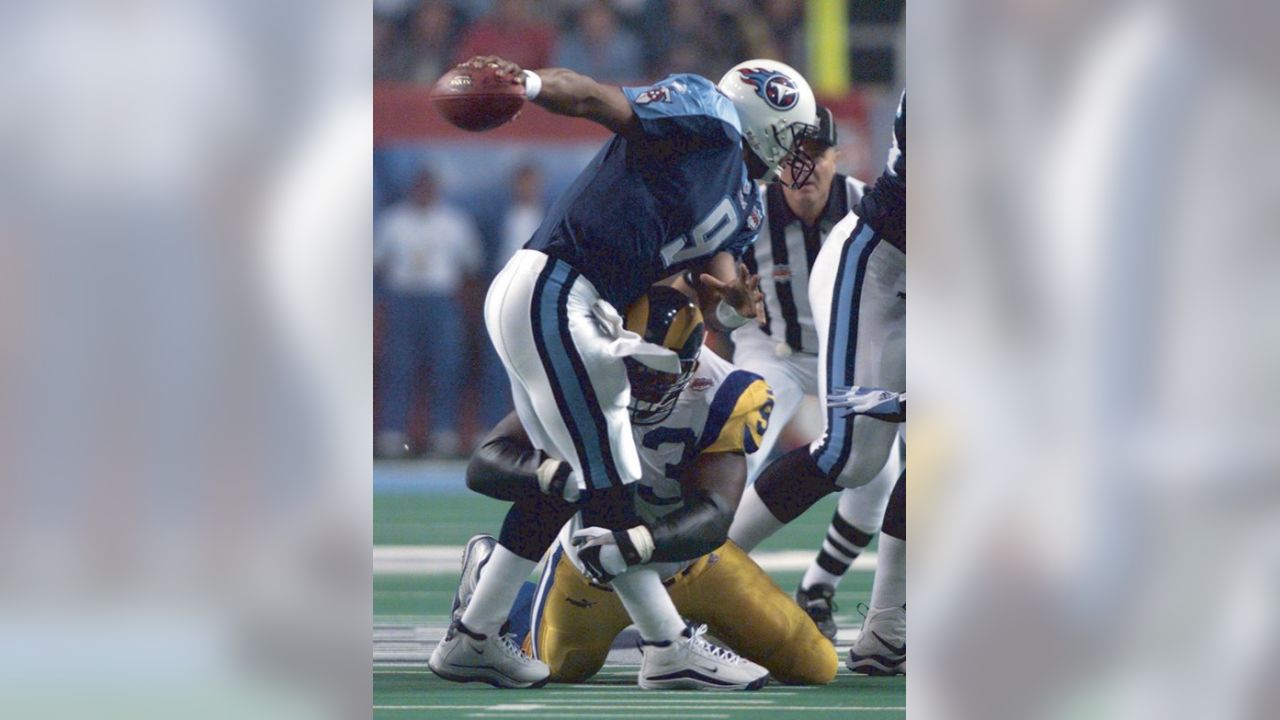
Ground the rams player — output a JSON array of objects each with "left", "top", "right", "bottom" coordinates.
[
  {"left": 438, "top": 54, "right": 824, "bottom": 685},
  {"left": 729, "top": 92, "right": 908, "bottom": 675},
  {"left": 435, "top": 286, "right": 837, "bottom": 689}
]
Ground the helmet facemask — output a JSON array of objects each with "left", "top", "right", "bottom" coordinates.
[
  {"left": 772, "top": 120, "right": 821, "bottom": 189},
  {"left": 625, "top": 355, "right": 697, "bottom": 426}
]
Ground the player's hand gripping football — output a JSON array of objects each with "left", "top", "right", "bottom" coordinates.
[{"left": 460, "top": 55, "right": 524, "bottom": 85}]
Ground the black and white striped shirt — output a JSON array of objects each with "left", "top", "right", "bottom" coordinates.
[{"left": 742, "top": 174, "right": 866, "bottom": 355}]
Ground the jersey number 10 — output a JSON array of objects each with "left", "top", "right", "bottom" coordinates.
[{"left": 659, "top": 197, "right": 739, "bottom": 268}]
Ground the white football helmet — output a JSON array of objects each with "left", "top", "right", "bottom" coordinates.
[{"left": 717, "top": 59, "right": 819, "bottom": 188}]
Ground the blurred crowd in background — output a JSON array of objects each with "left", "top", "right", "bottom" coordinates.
[
  {"left": 373, "top": 0, "right": 903, "bottom": 458},
  {"left": 374, "top": 0, "right": 810, "bottom": 86}
]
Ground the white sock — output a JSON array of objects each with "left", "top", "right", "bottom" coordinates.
[
  {"left": 869, "top": 533, "right": 906, "bottom": 609},
  {"left": 459, "top": 545, "right": 536, "bottom": 636},
  {"left": 612, "top": 568, "right": 685, "bottom": 643},
  {"left": 727, "top": 485, "right": 785, "bottom": 552}
]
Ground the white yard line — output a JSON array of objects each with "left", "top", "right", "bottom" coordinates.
[
  {"left": 374, "top": 705, "right": 903, "bottom": 713},
  {"left": 374, "top": 545, "right": 877, "bottom": 575}
]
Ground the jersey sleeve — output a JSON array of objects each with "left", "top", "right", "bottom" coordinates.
[
  {"left": 719, "top": 186, "right": 764, "bottom": 260},
  {"left": 699, "top": 371, "right": 775, "bottom": 455},
  {"left": 621, "top": 74, "right": 740, "bottom": 145}
]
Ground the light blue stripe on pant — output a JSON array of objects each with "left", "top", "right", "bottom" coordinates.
[
  {"left": 535, "top": 262, "right": 614, "bottom": 489},
  {"left": 816, "top": 222, "right": 878, "bottom": 475}
]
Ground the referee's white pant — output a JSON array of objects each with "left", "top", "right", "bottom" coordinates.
[
  {"left": 485, "top": 249, "right": 641, "bottom": 492},
  {"left": 807, "top": 214, "right": 905, "bottom": 489}
]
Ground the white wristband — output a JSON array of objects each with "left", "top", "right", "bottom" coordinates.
[
  {"left": 522, "top": 70, "right": 542, "bottom": 100},
  {"left": 626, "top": 525, "right": 655, "bottom": 564},
  {"left": 536, "top": 457, "right": 562, "bottom": 494},
  {"left": 715, "top": 300, "right": 750, "bottom": 330}
]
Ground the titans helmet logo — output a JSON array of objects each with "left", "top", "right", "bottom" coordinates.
[{"left": 737, "top": 68, "right": 799, "bottom": 111}]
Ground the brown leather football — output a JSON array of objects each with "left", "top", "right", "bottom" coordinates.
[{"left": 430, "top": 64, "right": 525, "bottom": 132}]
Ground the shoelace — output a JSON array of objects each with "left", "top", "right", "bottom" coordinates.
[
  {"left": 687, "top": 624, "right": 744, "bottom": 665},
  {"left": 497, "top": 633, "right": 535, "bottom": 663},
  {"left": 855, "top": 602, "right": 869, "bottom": 621}
]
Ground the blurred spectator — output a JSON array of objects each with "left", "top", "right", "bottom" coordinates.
[
  {"left": 373, "top": 15, "right": 400, "bottom": 81},
  {"left": 480, "top": 163, "right": 549, "bottom": 430},
  {"left": 654, "top": 0, "right": 744, "bottom": 78},
  {"left": 379, "top": 0, "right": 463, "bottom": 84},
  {"left": 455, "top": 0, "right": 558, "bottom": 71},
  {"left": 759, "top": 0, "right": 805, "bottom": 70},
  {"left": 554, "top": 0, "right": 644, "bottom": 83},
  {"left": 500, "top": 163, "right": 546, "bottom": 261},
  {"left": 374, "top": 170, "right": 483, "bottom": 458}
]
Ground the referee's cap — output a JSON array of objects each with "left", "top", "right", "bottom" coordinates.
[{"left": 815, "top": 106, "right": 838, "bottom": 148}]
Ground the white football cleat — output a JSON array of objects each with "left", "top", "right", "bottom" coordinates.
[
  {"left": 638, "top": 622, "right": 769, "bottom": 691},
  {"left": 428, "top": 619, "right": 551, "bottom": 689},
  {"left": 449, "top": 534, "right": 496, "bottom": 622},
  {"left": 847, "top": 604, "right": 906, "bottom": 676}
]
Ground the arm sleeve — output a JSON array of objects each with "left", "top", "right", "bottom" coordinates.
[
  {"left": 646, "top": 485, "right": 736, "bottom": 563},
  {"left": 621, "top": 74, "right": 740, "bottom": 145},
  {"left": 465, "top": 435, "right": 547, "bottom": 502},
  {"left": 719, "top": 189, "right": 764, "bottom": 260}
]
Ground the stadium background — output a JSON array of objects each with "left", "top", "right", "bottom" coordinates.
[{"left": 373, "top": 1, "right": 905, "bottom": 716}]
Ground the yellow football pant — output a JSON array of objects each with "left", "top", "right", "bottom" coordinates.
[{"left": 523, "top": 540, "right": 837, "bottom": 685}]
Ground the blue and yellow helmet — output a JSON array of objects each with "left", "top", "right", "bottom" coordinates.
[{"left": 623, "top": 285, "right": 705, "bottom": 425}]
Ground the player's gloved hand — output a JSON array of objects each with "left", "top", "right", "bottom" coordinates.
[
  {"left": 828, "top": 386, "right": 906, "bottom": 423},
  {"left": 536, "top": 457, "right": 587, "bottom": 504},
  {"left": 571, "top": 525, "right": 655, "bottom": 584}
]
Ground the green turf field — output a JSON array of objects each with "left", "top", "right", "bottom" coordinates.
[{"left": 374, "top": 460, "right": 905, "bottom": 719}]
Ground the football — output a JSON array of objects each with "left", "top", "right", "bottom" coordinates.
[{"left": 431, "top": 64, "right": 526, "bottom": 132}]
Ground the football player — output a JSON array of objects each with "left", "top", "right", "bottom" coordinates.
[
  {"left": 729, "top": 105, "right": 902, "bottom": 640},
  {"left": 435, "top": 285, "right": 836, "bottom": 689},
  {"left": 433, "top": 55, "right": 823, "bottom": 686},
  {"left": 729, "top": 92, "right": 908, "bottom": 675}
]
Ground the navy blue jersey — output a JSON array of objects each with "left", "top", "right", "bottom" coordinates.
[
  {"left": 525, "top": 74, "right": 764, "bottom": 308},
  {"left": 854, "top": 91, "right": 906, "bottom": 251}
]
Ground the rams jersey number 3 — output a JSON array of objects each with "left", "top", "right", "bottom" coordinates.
[{"left": 558, "top": 349, "right": 773, "bottom": 579}]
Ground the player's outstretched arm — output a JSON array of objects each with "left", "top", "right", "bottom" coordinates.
[
  {"left": 461, "top": 55, "right": 639, "bottom": 137},
  {"left": 466, "top": 411, "right": 581, "bottom": 503}
]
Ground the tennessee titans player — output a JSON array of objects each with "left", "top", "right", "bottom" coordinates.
[
  {"left": 730, "top": 91, "right": 908, "bottom": 674},
  {"left": 429, "top": 55, "right": 822, "bottom": 688}
]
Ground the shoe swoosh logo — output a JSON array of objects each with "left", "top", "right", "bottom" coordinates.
[{"left": 871, "top": 631, "right": 906, "bottom": 656}]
